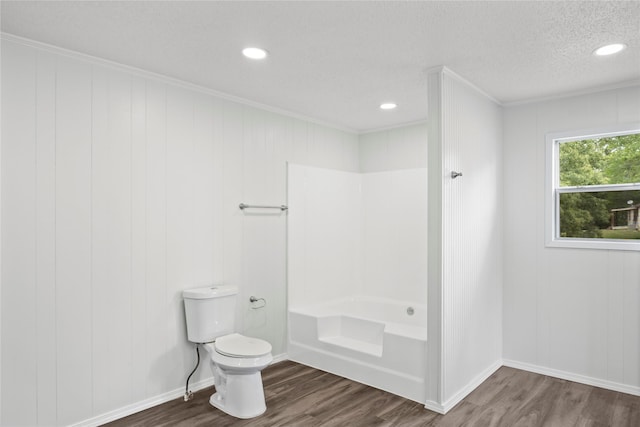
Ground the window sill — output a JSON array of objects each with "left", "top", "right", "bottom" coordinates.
[{"left": 546, "top": 238, "right": 640, "bottom": 251}]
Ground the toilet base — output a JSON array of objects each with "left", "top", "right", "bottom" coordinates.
[{"left": 209, "top": 371, "right": 267, "bottom": 419}]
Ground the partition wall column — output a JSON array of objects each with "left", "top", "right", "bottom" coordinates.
[{"left": 425, "top": 67, "right": 503, "bottom": 413}]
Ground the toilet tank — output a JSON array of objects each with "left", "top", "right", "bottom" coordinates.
[{"left": 183, "top": 285, "right": 238, "bottom": 343}]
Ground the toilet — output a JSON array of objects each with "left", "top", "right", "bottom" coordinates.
[{"left": 183, "top": 285, "right": 273, "bottom": 419}]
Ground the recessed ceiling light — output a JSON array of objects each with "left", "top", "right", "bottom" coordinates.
[
  {"left": 593, "top": 43, "right": 627, "bottom": 56},
  {"left": 242, "top": 47, "right": 268, "bottom": 60},
  {"left": 380, "top": 103, "right": 397, "bottom": 110}
]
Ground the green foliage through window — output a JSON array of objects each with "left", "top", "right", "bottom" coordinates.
[
  {"left": 559, "top": 133, "right": 640, "bottom": 186},
  {"left": 558, "top": 132, "right": 640, "bottom": 240}
]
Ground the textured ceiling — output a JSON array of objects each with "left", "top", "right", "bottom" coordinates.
[{"left": 2, "top": 1, "right": 639, "bottom": 132}]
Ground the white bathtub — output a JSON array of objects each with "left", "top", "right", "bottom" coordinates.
[{"left": 288, "top": 296, "right": 428, "bottom": 403}]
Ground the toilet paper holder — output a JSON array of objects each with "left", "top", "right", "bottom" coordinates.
[{"left": 249, "top": 296, "right": 266, "bottom": 309}]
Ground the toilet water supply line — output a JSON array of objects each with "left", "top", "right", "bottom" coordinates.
[{"left": 184, "top": 344, "right": 200, "bottom": 401}]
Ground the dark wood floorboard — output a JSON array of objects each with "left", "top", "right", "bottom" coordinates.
[{"left": 103, "top": 361, "right": 640, "bottom": 427}]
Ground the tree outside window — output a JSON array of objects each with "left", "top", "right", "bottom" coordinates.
[{"left": 547, "top": 124, "right": 640, "bottom": 251}]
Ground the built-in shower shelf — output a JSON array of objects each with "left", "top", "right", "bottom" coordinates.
[{"left": 318, "top": 336, "right": 383, "bottom": 357}]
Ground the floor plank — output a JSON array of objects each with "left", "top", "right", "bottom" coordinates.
[{"left": 103, "top": 361, "right": 640, "bottom": 427}]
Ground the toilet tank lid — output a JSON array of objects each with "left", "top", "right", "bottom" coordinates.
[{"left": 183, "top": 285, "right": 238, "bottom": 300}]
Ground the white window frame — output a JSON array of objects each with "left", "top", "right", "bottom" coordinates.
[{"left": 545, "top": 123, "right": 640, "bottom": 251}]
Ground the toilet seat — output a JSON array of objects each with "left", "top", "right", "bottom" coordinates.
[{"left": 215, "top": 333, "right": 272, "bottom": 358}]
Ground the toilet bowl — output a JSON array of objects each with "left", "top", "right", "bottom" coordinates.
[
  {"left": 183, "top": 285, "right": 273, "bottom": 419},
  {"left": 202, "top": 333, "right": 273, "bottom": 419}
]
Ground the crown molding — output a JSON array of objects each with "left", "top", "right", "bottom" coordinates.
[
  {"left": 502, "top": 79, "right": 640, "bottom": 107},
  {"left": 1, "top": 32, "right": 358, "bottom": 135},
  {"left": 359, "top": 118, "right": 428, "bottom": 135},
  {"left": 425, "top": 66, "right": 502, "bottom": 106}
]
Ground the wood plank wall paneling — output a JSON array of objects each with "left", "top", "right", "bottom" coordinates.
[
  {"left": 359, "top": 122, "right": 428, "bottom": 173},
  {"left": 502, "top": 87, "right": 640, "bottom": 393},
  {"left": 2, "top": 40, "right": 38, "bottom": 426},
  {"left": 35, "top": 49, "right": 58, "bottom": 425},
  {"left": 0, "top": 39, "right": 359, "bottom": 426},
  {"left": 56, "top": 55, "right": 94, "bottom": 426}
]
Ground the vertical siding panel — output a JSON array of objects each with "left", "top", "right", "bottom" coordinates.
[
  {"left": 191, "top": 93, "right": 215, "bottom": 383},
  {"left": 107, "top": 69, "right": 133, "bottom": 410},
  {"left": 440, "top": 71, "right": 502, "bottom": 403},
  {"left": 2, "top": 40, "right": 362, "bottom": 426},
  {"left": 0, "top": 41, "right": 38, "bottom": 427},
  {"left": 504, "top": 89, "right": 640, "bottom": 391},
  {"left": 144, "top": 80, "right": 167, "bottom": 396},
  {"left": 502, "top": 105, "right": 539, "bottom": 365},
  {"left": 90, "top": 65, "right": 110, "bottom": 416},
  {"left": 55, "top": 56, "right": 93, "bottom": 426},
  {"left": 130, "top": 76, "right": 148, "bottom": 401},
  {"left": 192, "top": 94, "right": 214, "bottom": 288},
  {"left": 426, "top": 70, "right": 443, "bottom": 404},
  {"left": 222, "top": 101, "right": 244, "bottom": 330},
  {"left": 35, "top": 50, "right": 58, "bottom": 426},
  {"left": 243, "top": 107, "right": 266, "bottom": 204},
  {"left": 288, "top": 119, "right": 308, "bottom": 165},
  {"left": 165, "top": 86, "right": 194, "bottom": 387},
  {"left": 268, "top": 113, "right": 289, "bottom": 352},
  {"left": 91, "top": 67, "right": 136, "bottom": 413},
  {"left": 211, "top": 98, "right": 225, "bottom": 284},
  {"left": 622, "top": 252, "right": 640, "bottom": 386},
  {"left": 607, "top": 251, "right": 625, "bottom": 383},
  {"left": 343, "top": 130, "right": 360, "bottom": 172},
  {"left": 617, "top": 86, "right": 640, "bottom": 123},
  {"left": 243, "top": 109, "right": 278, "bottom": 343}
]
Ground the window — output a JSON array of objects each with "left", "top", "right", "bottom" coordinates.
[{"left": 546, "top": 123, "right": 640, "bottom": 251}]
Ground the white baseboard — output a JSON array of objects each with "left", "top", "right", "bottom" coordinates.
[
  {"left": 68, "top": 377, "right": 215, "bottom": 427},
  {"left": 272, "top": 352, "right": 289, "bottom": 364},
  {"left": 423, "top": 400, "right": 446, "bottom": 414},
  {"left": 68, "top": 352, "right": 289, "bottom": 427},
  {"left": 424, "top": 359, "right": 503, "bottom": 415},
  {"left": 503, "top": 359, "right": 640, "bottom": 397},
  {"left": 67, "top": 354, "right": 638, "bottom": 426}
]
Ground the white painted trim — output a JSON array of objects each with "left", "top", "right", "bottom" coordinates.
[
  {"left": 0, "top": 32, "right": 358, "bottom": 135},
  {"left": 425, "top": 66, "right": 502, "bottom": 106},
  {"left": 425, "top": 68, "right": 445, "bottom": 407},
  {"left": 359, "top": 118, "right": 428, "bottom": 135},
  {"left": 427, "top": 359, "right": 640, "bottom": 416},
  {"left": 271, "top": 352, "right": 289, "bottom": 364},
  {"left": 434, "top": 360, "right": 503, "bottom": 414},
  {"left": 503, "top": 359, "right": 640, "bottom": 397},
  {"left": 545, "top": 123, "right": 640, "bottom": 252},
  {"left": 66, "top": 353, "right": 288, "bottom": 426},
  {"left": 0, "top": 30, "right": 3, "bottom": 425},
  {"left": 67, "top": 377, "right": 216, "bottom": 427},
  {"left": 425, "top": 67, "right": 640, "bottom": 109},
  {"left": 503, "top": 80, "right": 640, "bottom": 108},
  {"left": 57, "top": 355, "right": 640, "bottom": 425},
  {"left": 423, "top": 399, "right": 446, "bottom": 414}
]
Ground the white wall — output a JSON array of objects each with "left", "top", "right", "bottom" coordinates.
[
  {"left": 287, "top": 165, "right": 363, "bottom": 308},
  {"left": 426, "top": 68, "right": 503, "bottom": 411},
  {"left": 362, "top": 169, "right": 428, "bottom": 303},
  {"left": 359, "top": 123, "right": 429, "bottom": 304},
  {"left": 287, "top": 164, "right": 428, "bottom": 308},
  {"left": 0, "top": 38, "right": 359, "bottom": 427},
  {"left": 359, "top": 122, "right": 428, "bottom": 172},
  {"left": 503, "top": 85, "right": 640, "bottom": 394}
]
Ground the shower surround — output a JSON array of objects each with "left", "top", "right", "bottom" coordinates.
[{"left": 287, "top": 164, "right": 428, "bottom": 402}]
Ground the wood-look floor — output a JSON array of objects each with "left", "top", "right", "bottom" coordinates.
[{"left": 104, "top": 361, "right": 639, "bottom": 427}]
